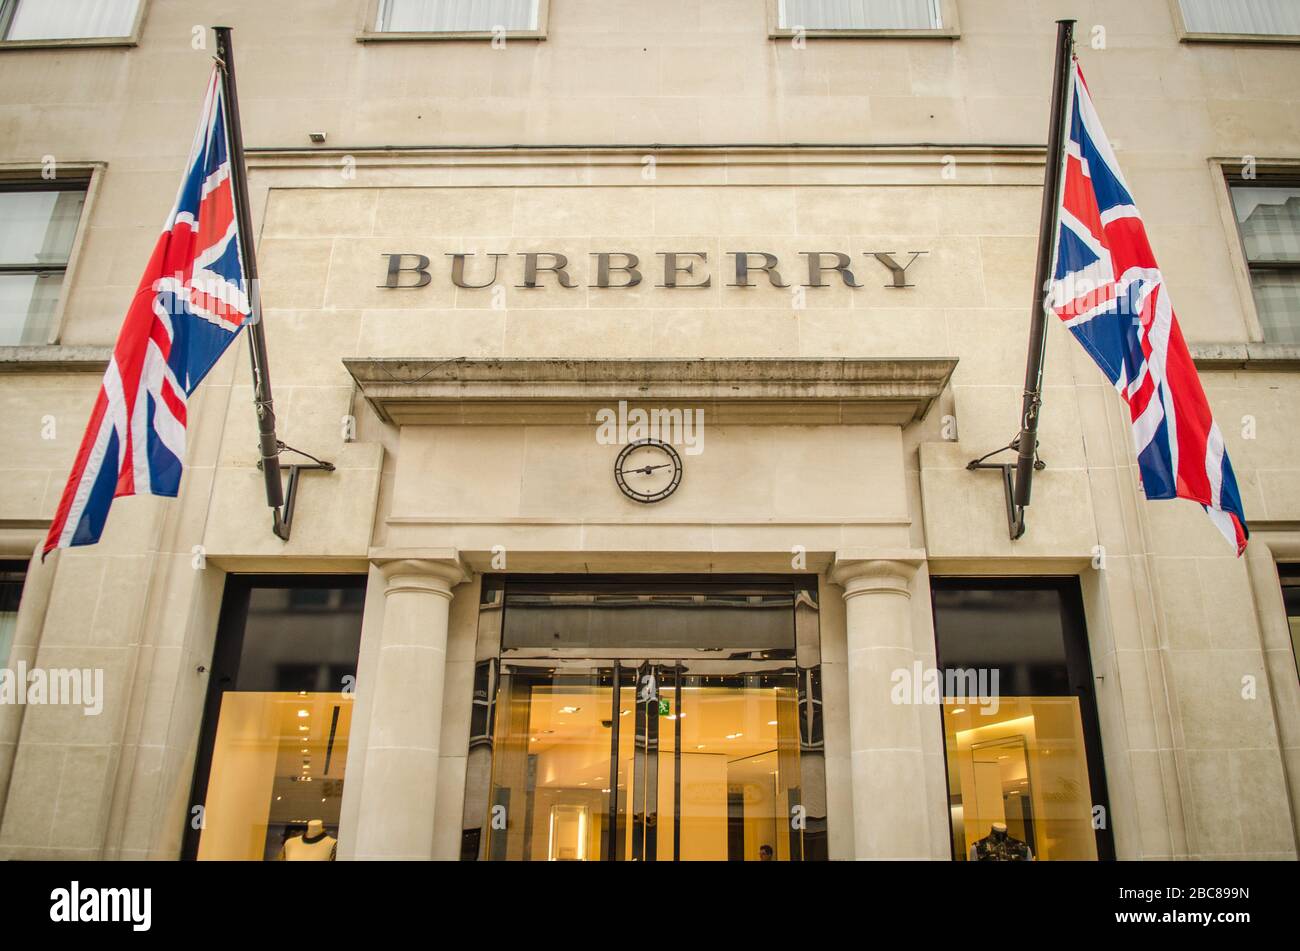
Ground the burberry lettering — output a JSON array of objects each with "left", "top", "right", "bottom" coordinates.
[{"left": 378, "top": 250, "right": 928, "bottom": 289}]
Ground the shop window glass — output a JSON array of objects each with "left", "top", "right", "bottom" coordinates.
[
  {"left": 0, "top": 561, "right": 26, "bottom": 668},
  {"left": 1, "top": 0, "right": 139, "bottom": 40},
  {"left": 376, "top": 0, "right": 538, "bottom": 33},
  {"left": 778, "top": 0, "right": 943, "bottom": 30},
  {"left": 1179, "top": 0, "right": 1300, "bottom": 36},
  {"left": 187, "top": 577, "right": 366, "bottom": 861},
  {"left": 932, "top": 579, "right": 1112, "bottom": 861},
  {"left": 501, "top": 581, "right": 798, "bottom": 657}
]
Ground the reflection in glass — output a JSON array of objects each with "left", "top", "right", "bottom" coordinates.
[{"left": 1230, "top": 184, "right": 1300, "bottom": 344}]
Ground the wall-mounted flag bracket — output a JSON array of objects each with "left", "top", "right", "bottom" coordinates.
[
  {"left": 966, "top": 440, "right": 1046, "bottom": 541},
  {"left": 257, "top": 442, "right": 335, "bottom": 541}
]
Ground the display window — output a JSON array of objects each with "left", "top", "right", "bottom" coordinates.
[
  {"left": 183, "top": 576, "right": 366, "bottom": 861},
  {"left": 931, "top": 578, "right": 1114, "bottom": 861}
]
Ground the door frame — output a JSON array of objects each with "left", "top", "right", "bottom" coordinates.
[{"left": 459, "top": 574, "right": 826, "bottom": 861}]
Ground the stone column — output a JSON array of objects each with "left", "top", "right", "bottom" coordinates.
[
  {"left": 352, "top": 551, "right": 468, "bottom": 860},
  {"left": 831, "top": 551, "right": 928, "bottom": 860}
]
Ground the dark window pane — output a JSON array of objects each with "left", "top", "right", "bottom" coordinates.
[
  {"left": 501, "top": 582, "right": 799, "bottom": 655},
  {"left": 932, "top": 583, "right": 1072, "bottom": 696},
  {"left": 232, "top": 581, "right": 366, "bottom": 693}
]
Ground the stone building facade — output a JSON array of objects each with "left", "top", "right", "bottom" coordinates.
[{"left": 0, "top": 0, "right": 1297, "bottom": 861}]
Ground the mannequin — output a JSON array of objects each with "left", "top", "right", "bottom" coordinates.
[
  {"left": 277, "top": 819, "right": 337, "bottom": 861},
  {"left": 969, "top": 821, "right": 1034, "bottom": 861}
]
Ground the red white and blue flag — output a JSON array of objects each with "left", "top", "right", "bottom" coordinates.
[
  {"left": 43, "top": 67, "right": 251, "bottom": 558},
  {"left": 1050, "top": 61, "right": 1248, "bottom": 555}
]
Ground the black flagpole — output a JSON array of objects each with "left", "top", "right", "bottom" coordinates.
[
  {"left": 967, "top": 19, "right": 1074, "bottom": 539},
  {"left": 213, "top": 26, "right": 287, "bottom": 531},
  {"left": 1012, "top": 19, "right": 1076, "bottom": 510}
]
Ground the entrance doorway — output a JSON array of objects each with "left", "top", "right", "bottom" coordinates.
[{"left": 461, "top": 577, "right": 826, "bottom": 861}]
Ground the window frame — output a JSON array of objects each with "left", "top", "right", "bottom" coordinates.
[
  {"left": 766, "top": 0, "right": 959, "bottom": 40},
  {"left": 930, "top": 576, "right": 1116, "bottom": 862},
  {"left": 1170, "top": 0, "right": 1300, "bottom": 45},
  {"left": 1213, "top": 159, "right": 1300, "bottom": 345},
  {"left": 0, "top": 559, "right": 27, "bottom": 669},
  {"left": 358, "top": 0, "right": 549, "bottom": 43},
  {"left": 181, "top": 573, "right": 369, "bottom": 861},
  {"left": 0, "top": 0, "right": 147, "bottom": 51},
  {"left": 0, "top": 164, "right": 101, "bottom": 348}
]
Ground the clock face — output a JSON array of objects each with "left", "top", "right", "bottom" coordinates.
[{"left": 614, "top": 439, "right": 683, "bottom": 503}]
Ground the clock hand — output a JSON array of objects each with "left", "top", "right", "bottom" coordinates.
[{"left": 621, "top": 463, "right": 672, "bottom": 476}]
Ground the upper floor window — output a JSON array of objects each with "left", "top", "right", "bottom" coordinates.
[
  {"left": 374, "top": 0, "right": 541, "bottom": 34},
  {"left": 1178, "top": 0, "right": 1300, "bottom": 39},
  {"left": 0, "top": 561, "right": 25, "bottom": 668},
  {"left": 1229, "top": 180, "right": 1300, "bottom": 344},
  {"left": 0, "top": 181, "right": 88, "bottom": 346},
  {"left": 775, "top": 0, "right": 948, "bottom": 33},
  {"left": 0, "top": 0, "right": 140, "bottom": 42}
]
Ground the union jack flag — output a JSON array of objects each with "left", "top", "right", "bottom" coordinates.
[
  {"left": 43, "top": 66, "right": 250, "bottom": 558},
  {"left": 1050, "top": 60, "right": 1248, "bottom": 555}
]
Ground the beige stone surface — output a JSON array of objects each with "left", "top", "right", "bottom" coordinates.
[{"left": 0, "top": 0, "right": 1297, "bottom": 861}]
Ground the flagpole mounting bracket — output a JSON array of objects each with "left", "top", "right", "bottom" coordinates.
[
  {"left": 966, "top": 441, "right": 1046, "bottom": 541},
  {"left": 257, "top": 442, "right": 336, "bottom": 542}
]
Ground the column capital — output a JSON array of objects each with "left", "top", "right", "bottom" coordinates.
[
  {"left": 830, "top": 549, "right": 925, "bottom": 599},
  {"left": 370, "top": 547, "right": 471, "bottom": 597}
]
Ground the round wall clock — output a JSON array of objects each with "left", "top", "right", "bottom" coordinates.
[{"left": 614, "top": 439, "right": 683, "bottom": 503}]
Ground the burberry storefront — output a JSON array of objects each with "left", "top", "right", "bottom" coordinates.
[
  {"left": 2, "top": 139, "right": 1299, "bottom": 863},
  {"left": 137, "top": 137, "right": 1181, "bottom": 863}
]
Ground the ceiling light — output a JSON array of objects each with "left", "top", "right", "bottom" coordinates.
[
  {"left": 297, "top": 710, "right": 309, "bottom": 718},
  {"left": 726, "top": 732, "right": 743, "bottom": 739},
  {"left": 620, "top": 709, "right": 630, "bottom": 716},
  {"left": 558, "top": 706, "right": 581, "bottom": 714},
  {"left": 767, "top": 720, "right": 778, "bottom": 725},
  {"left": 952, "top": 708, "right": 965, "bottom": 715}
]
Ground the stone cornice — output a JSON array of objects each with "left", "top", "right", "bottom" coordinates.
[
  {"left": 1190, "top": 343, "right": 1300, "bottom": 371},
  {"left": 343, "top": 356, "right": 957, "bottom": 427},
  {"left": 0, "top": 346, "right": 111, "bottom": 373}
]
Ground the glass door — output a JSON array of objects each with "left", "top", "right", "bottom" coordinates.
[
  {"left": 485, "top": 659, "right": 805, "bottom": 861},
  {"left": 633, "top": 663, "right": 804, "bottom": 861},
  {"left": 485, "top": 663, "right": 634, "bottom": 861}
]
